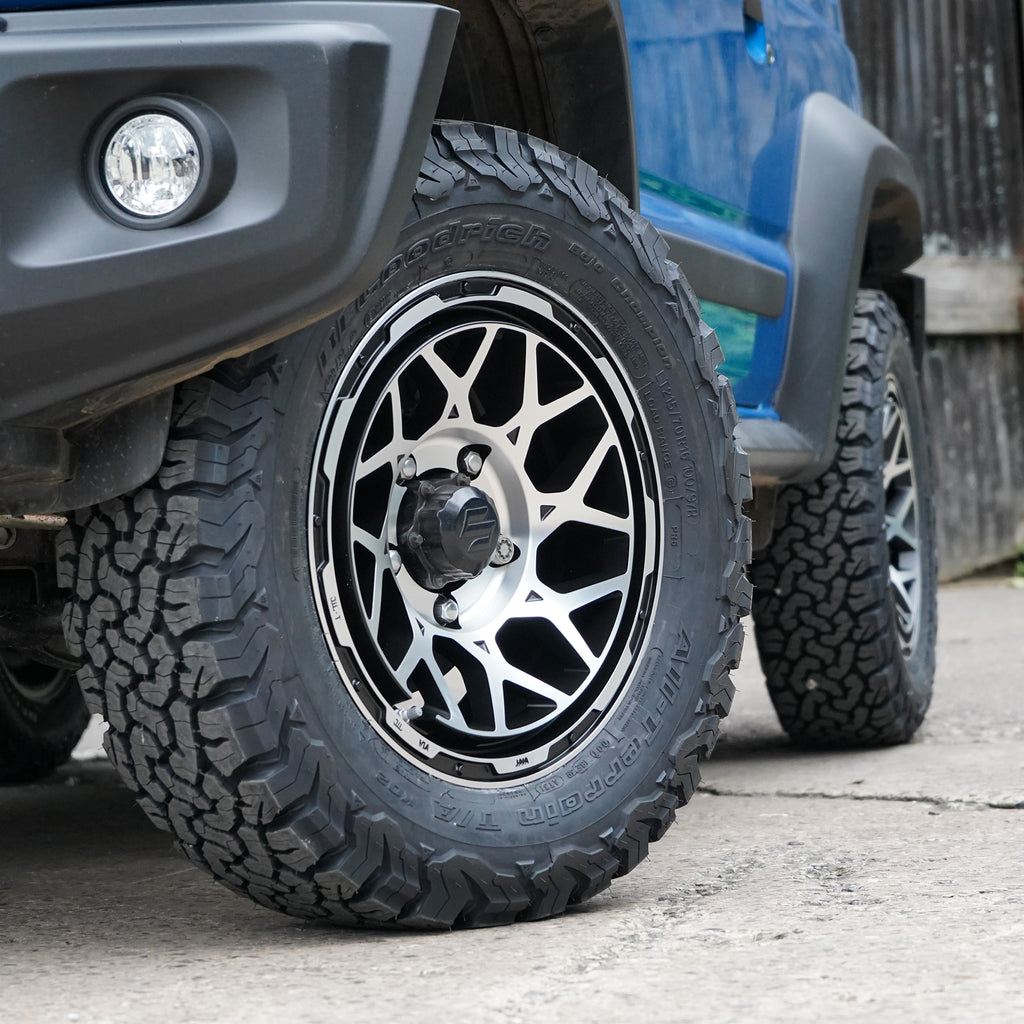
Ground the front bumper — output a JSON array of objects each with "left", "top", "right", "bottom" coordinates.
[{"left": 0, "top": 1, "right": 457, "bottom": 425}]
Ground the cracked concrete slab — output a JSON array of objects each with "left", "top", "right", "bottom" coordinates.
[
  {"left": 2, "top": 580, "right": 1022, "bottom": 1024},
  {"left": 703, "top": 741, "right": 1024, "bottom": 809},
  {"left": 711, "top": 580, "right": 1024, "bottom": 809}
]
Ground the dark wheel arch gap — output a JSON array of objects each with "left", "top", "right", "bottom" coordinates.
[{"left": 436, "top": 0, "right": 638, "bottom": 207}]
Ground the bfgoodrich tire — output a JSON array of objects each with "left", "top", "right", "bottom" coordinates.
[
  {"left": 751, "top": 290, "right": 937, "bottom": 746},
  {"left": 0, "top": 652, "right": 88, "bottom": 783},
  {"left": 60, "top": 122, "right": 750, "bottom": 927}
]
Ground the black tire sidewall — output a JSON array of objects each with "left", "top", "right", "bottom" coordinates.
[{"left": 257, "top": 189, "right": 733, "bottom": 851}]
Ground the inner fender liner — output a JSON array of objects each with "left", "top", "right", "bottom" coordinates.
[
  {"left": 0, "top": 2, "right": 459, "bottom": 425},
  {"left": 0, "top": 391, "right": 173, "bottom": 516}
]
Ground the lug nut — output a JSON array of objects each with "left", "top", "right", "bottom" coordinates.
[
  {"left": 399, "top": 455, "right": 418, "bottom": 481},
  {"left": 459, "top": 450, "right": 484, "bottom": 478},
  {"left": 491, "top": 535, "right": 515, "bottom": 566},
  {"left": 434, "top": 596, "right": 459, "bottom": 625},
  {"left": 388, "top": 550, "right": 402, "bottom": 575}
]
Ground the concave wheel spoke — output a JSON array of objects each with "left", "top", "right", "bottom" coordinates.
[
  {"left": 529, "top": 389, "right": 592, "bottom": 435},
  {"left": 352, "top": 383, "right": 407, "bottom": 484},
  {"left": 882, "top": 396, "right": 898, "bottom": 440},
  {"left": 501, "top": 335, "right": 587, "bottom": 463},
  {"left": 889, "top": 566, "right": 917, "bottom": 604},
  {"left": 351, "top": 524, "right": 385, "bottom": 552},
  {"left": 506, "top": 572, "right": 630, "bottom": 667},
  {"left": 470, "top": 641, "right": 576, "bottom": 731},
  {"left": 528, "top": 434, "right": 627, "bottom": 536},
  {"left": 362, "top": 558, "right": 387, "bottom": 638},
  {"left": 885, "top": 489, "right": 919, "bottom": 553},
  {"left": 889, "top": 568, "right": 916, "bottom": 631},
  {"left": 394, "top": 635, "right": 473, "bottom": 731},
  {"left": 550, "top": 573, "right": 632, "bottom": 612},
  {"left": 883, "top": 411, "right": 912, "bottom": 488},
  {"left": 884, "top": 455, "right": 913, "bottom": 489},
  {"left": 512, "top": 557, "right": 632, "bottom": 615},
  {"left": 418, "top": 325, "right": 498, "bottom": 421}
]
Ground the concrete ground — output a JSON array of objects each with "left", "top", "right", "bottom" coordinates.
[{"left": 2, "top": 580, "right": 1022, "bottom": 1024}]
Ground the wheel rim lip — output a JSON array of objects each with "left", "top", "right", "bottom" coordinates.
[
  {"left": 883, "top": 374, "right": 922, "bottom": 659},
  {"left": 0, "top": 649, "right": 69, "bottom": 704},
  {"left": 308, "top": 273, "right": 662, "bottom": 787}
]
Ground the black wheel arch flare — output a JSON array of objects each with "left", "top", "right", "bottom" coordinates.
[{"left": 738, "top": 93, "right": 925, "bottom": 487}]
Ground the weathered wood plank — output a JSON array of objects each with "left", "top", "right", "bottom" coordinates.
[
  {"left": 922, "top": 334, "right": 1024, "bottom": 579},
  {"left": 910, "top": 256, "right": 1024, "bottom": 335},
  {"left": 845, "top": 0, "right": 1024, "bottom": 261},
  {"left": 843, "top": 2, "right": 1024, "bottom": 578}
]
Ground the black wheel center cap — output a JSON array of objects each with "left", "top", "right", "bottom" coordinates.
[{"left": 397, "top": 473, "right": 501, "bottom": 592}]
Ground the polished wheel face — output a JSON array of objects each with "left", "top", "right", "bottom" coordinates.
[
  {"left": 310, "top": 276, "right": 660, "bottom": 784},
  {"left": 0, "top": 649, "right": 70, "bottom": 705},
  {"left": 882, "top": 375, "right": 921, "bottom": 657}
]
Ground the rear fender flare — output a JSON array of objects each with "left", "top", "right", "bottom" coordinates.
[{"left": 766, "top": 93, "right": 923, "bottom": 482}]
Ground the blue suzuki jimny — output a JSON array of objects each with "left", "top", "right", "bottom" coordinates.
[{"left": 0, "top": 0, "right": 936, "bottom": 926}]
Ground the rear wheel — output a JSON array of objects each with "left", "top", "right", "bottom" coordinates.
[
  {"left": 751, "top": 290, "right": 937, "bottom": 746},
  {"left": 61, "top": 122, "right": 750, "bottom": 926}
]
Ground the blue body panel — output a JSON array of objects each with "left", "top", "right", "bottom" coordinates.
[{"left": 621, "top": 0, "right": 860, "bottom": 415}]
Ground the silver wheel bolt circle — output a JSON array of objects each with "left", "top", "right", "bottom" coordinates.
[
  {"left": 459, "top": 450, "right": 484, "bottom": 478},
  {"left": 434, "top": 596, "right": 459, "bottom": 625},
  {"left": 399, "top": 455, "right": 417, "bottom": 481}
]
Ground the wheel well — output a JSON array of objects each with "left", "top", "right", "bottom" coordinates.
[
  {"left": 435, "top": 0, "right": 638, "bottom": 207},
  {"left": 862, "top": 181, "right": 925, "bottom": 368},
  {"left": 863, "top": 178, "right": 923, "bottom": 279}
]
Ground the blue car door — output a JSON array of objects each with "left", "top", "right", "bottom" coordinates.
[{"left": 624, "top": 0, "right": 781, "bottom": 225}]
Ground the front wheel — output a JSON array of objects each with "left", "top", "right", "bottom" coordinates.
[{"left": 61, "top": 123, "right": 750, "bottom": 926}]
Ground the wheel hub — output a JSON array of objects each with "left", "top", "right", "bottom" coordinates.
[{"left": 397, "top": 471, "right": 501, "bottom": 592}]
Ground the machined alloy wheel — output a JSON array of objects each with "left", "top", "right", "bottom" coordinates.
[
  {"left": 1, "top": 650, "right": 70, "bottom": 706},
  {"left": 61, "top": 122, "right": 750, "bottom": 927},
  {"left": 883, "top": 376, "right": 921, "bottom": 657},
  {"left": 312, "top": 277, "right": 658, "bottom": 783}
]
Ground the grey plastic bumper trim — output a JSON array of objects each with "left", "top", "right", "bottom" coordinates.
[{"left": 0, "top": 2, "right": 459, "bottom": 426}]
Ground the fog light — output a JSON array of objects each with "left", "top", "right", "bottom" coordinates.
[{"left": 103, "top": 113, "right": 201, "bottom": 218}]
